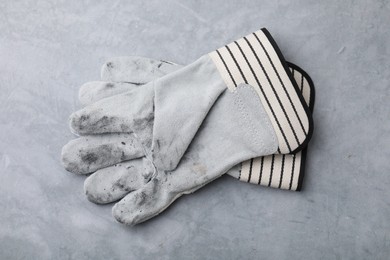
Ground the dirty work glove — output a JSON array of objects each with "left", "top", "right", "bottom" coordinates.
[
  {"left": 78, "top": 57, "right": 315, "bottom": 191},
  {"left": 64, "top": 28, "right": 313, "bottom": 225}
]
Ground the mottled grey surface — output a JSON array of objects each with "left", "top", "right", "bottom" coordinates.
[{"left": 0, "top": 0, "right": 389, "bottom": 259}]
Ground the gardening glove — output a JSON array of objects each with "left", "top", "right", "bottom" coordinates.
[
  {"left": 76, "top": 57, "right": 314, "bottom": 191},
  {"left": 70, "top": 28, "right": 313, "bottom": 225}
]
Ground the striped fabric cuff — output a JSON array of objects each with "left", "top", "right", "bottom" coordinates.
[
  {"left": 239, "top": 63, "right": 315, "bottom": 191},
  {"left": 209, "top": 28, "right": 313, "bottom": 154}
]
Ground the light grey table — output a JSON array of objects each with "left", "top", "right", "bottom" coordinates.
[{"left": 1, "top": 1, "right": 389, "bottom": 259}]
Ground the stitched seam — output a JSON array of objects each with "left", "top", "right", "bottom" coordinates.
[
  {"left": 232, "top": 86, "right": 262, "bottom": 149},
  {"left": 233, "top": 94, "right": 262, "bottom": 149},
  {"left": 232, "top": 85, "right": 277, "bottom": 154},
  {"left": 243, "top": 85, "right": 278, "bottom": 154}
]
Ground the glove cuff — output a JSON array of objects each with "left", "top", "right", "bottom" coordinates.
[
  {"left": 238, "top": 62, "right": 315, "bottom": 191},
  {"left": 209, "top": 28, "right": 313, "bottom": 154}
]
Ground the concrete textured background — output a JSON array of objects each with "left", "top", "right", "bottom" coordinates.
[{"left": 1, "top": 0, "right": 389, "bottom": 259}]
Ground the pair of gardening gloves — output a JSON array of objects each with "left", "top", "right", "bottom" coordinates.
[{"left": 61, "top": 28, "right": 315, "bottom": 226}]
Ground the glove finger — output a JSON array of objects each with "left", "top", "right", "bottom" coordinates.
[
  {"left": 111, "top": 178, "right": 172, "bottom": 225},
  {"left": 84, "top": 159, "right": 151, "bottom": 204},
  {"left": 111, "top": 170, "right": 209, "bottom": 226},
  {"left": 61, "top": 133, "right": 144, "bottom": 174},
  {"left": 69, "top": 84, "right": 154, "bottom": 135},
  {"left": 79, "top": 81, "right": 140, "bottom": 106},
  {"left": 101, "top": 56, "right": 183, "bottom": 83}
]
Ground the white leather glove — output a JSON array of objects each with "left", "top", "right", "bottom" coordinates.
[{"left": 62, "top": 28, "right": 313, "bottom": 224}]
